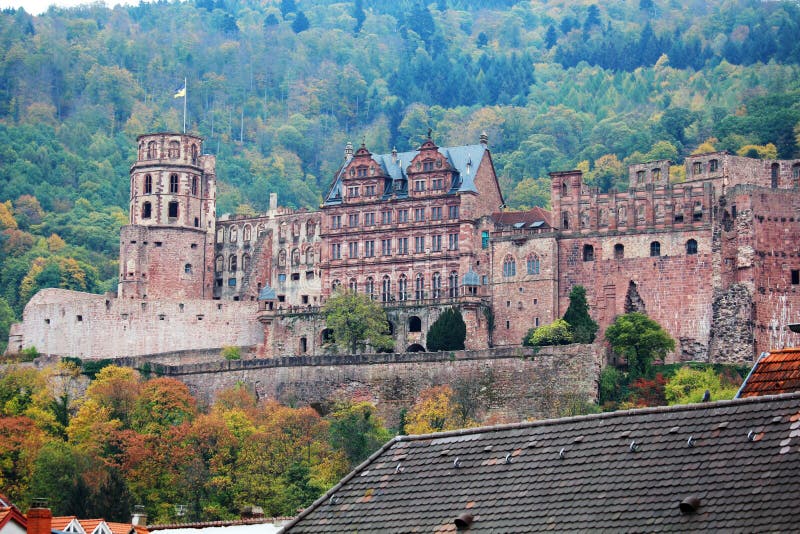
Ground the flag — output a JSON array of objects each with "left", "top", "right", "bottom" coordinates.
[{"left": 174, "top": 83, "right": 186, "bottom": 99}]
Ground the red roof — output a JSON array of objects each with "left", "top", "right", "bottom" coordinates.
[
  {"left": 738, "top": 348, "right": 800, "bottom": 397},
  {"left": 51, "top": 517, "right": 77, "bottom": 531},
  {"left": 0, "top": 507, "right": 27, "bottom": 531}
]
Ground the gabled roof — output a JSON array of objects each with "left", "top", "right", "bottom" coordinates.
[
  {"left": 323, "top": 144, "right": 488, "bottom": 205},
  {"left": 283, "top": 392, "right": 800, "bottom": 533},
  {"left": 0, "top": 507, "right": 27, "bottom": 532},
  {"left": 491, "top": 207, "right": 552, "bottom": 229},
  {"left": 737, "top": 348, "right": 800, "bottom": 398}
]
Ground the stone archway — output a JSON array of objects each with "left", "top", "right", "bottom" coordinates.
[{"left": 407, "top": 343, "right": 426, "bottom": 353}]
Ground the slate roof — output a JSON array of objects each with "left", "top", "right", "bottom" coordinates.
[
  {"left": 282, "top": 392, "right": 800, "bottom": 533},
  {"left": 491, "top": 207, "right": 552, "bottom": 229},
  {"left": 737, "top": 348, "right": 800, "bottom": 398},
  {"left": 323, "top": 144, "right": 488, "bottom": 205}
]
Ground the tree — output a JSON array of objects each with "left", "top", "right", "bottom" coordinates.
[
  {"left": 292, "top": 10, "right": 310, "bottom": 33},
  {"left": 527, "top": 319, "right": 573, "bottom": 346},
  {"left": 352, "top": 0, "right": 365, "bottom": 34},
  {"left": 665, "top": 366, "right": 740, "bottom": 405},
  {"left": 544, "top": 25, "right": 557, "bottom": 49},
  {"left": 0, "top": 297, "right": 15, "bottom": 354},
  {"left": 323, "top": 291, "right": 393, "bottom": 354},
  {"left": 562, "top": 285, "right": 598, "bottom": 343},
  {"left": 426, "top": 308, "right": 466, "bottom": 352},
  {"left": 605, "top": 312, "right": 675, "bottom": 378},
  {"left": 404, "top": 385, "right": 472, "bottom": 434},
  {"left": 327, "top": 402, "right": 390, "bottom": 468}
]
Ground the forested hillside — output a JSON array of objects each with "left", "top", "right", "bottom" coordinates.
[{"left": 2, "top": 0, "right": 800, "bottom": 349}]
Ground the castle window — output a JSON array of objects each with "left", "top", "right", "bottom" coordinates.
[
  {"left": 366, "top": 276, "right": 375, "bottom": 299},
  {"left": 349, "top": 278, "right": 358, "bottom": 293},
  {"left": 76, "top": 315, "right": 83, "bottom": 322},
  {"left": 332, "top": 279, "right": 341, "bottom": 291},
  {"left": 398, "top": 274, "right": 408, "bottom": 301},
  {"left": 191, "top": 176, "right": 198, "bottom": 195},
  {"left": 364, "top": 212, "right": 375, "bottom": 226},
  {"left": 184, "top": 263, "right": 192, "bottom": 274},
  {"left": 230, "top": 226, "right": 238, "bottom": 243},
  {"left": 381, "top": 238, "right": 392, "bottom": 256},
  {"left": 503, "top": 256, "right": 516, "bottom": 277},
  {"left": 364, "top": 185, "right": 376, "bottom": 196},
  {"left": 414, "top": 208, "right": 425, "bottom": 222},
  {"left": 331, "top": 243, "right": 341, "bottom": 260},
  {"left": 146, "top": 141, "right": 157, "bottom": 159},
  {"left": 482, "top": 231, "right": 489, "bottom": 249},
  {"left": 242, "top": 254, "right": 251, "bottom": 272},
  {"left": 793, "top": 164, "right": 800, "bottom": 181},
  {"left": 194, "top": 217, "right": 199, "bottom": 227},
  {"left": 331, "top": 215, "right": 341, "bottom": 229},
  {"left": 357, "top": 167, "right": 367, "bottom": 178},
  {"left": 414, "top": 180, "right": 426, "bottom": 192},
  {"left": 168, "top": 201, "right": 179, "bottom": 219},
  {"left": 562, "top": 181, "right": 568, "bottom": 196},
  {"left": 191, "top": 144, "right": 198, "bottom": 164},
  {"left": 650, "top": 241, "right": 661, "bottom": 257},
  {"left": 168, "top": 140, "right": 180, "bottom": 159},
  {"left": 142, "top": 202, "right": 152, "bottom": 219},
  {"left": 431, "top": 206, "right": 442, "bottom": 220},
  {"left": 636, "top": 170, "right": 645, "bottom": 183},
  {"left": 614, "top": 243, "right": 624, "bottom": 259},
  {"left": 771, "top": 163, "right": 779, "bottom": 188},
  {"left": 562, "top": 211, "right": 570, "bottom": 230},
  {"left": 449, "top": 205, "right": 459, "bottom": 219},
  {"left": 243, "top": 225, "right": 251, "bottom": 241},
  {"left": 415, "top": 273, "right": 424, "bottom": 299},
  {"left": 381, "top": 275, "right": 391, "bottom": 303},
  {"left": 652, "top": 168, "right": 661, "bottom": 180},
  {"left": 583, "top": 244, "right": 594, "bottom": 262},
  {"left": 527, "top": 254, "right": 540, "bottom": 275},
  {"left": 306, "top": 247, "right": 315, "bottom": 265},
  {"left": 217, "top": 227, "right": 224, "bottom": 243},
  {"left": 291, "top": 273, "right": 300, "bottom": 281},
  {"left": 398, "top": 209, "right": 408, "bottom": 223},
  {"left": 431, "top": 234, "right": 442, "bottom": 252},
  {"left": 382, "top": 210, "right": 392, "bottom": 225},
  {"left": 299, "top": 337, "right": 307, "bottom": 354},
  {"left": 215, "top": 255, "right": 223, "bottom": 272},
  {"left": 792, "top": 270, "right": 800, "bottom": 285},
  {"left": 415, "top": 236, "right": 425, "bottom": 253},
  {"left": 229, "top": 255, "right": 238, "bottom": 271},
  {"left": 448, "top": 233, "right": 459, "bottom": 251},
  {"left": 228, "top": 278, "right": 236, "bottom": 287},
  {"left": 693, "top": 202, "right": 703, "bottom": 222},
  {"left": 432, "top": 272, "right": 441, "bottom": 298},
  {"left": 409, "top": 315, "right": 422, "bottom": 332},
  {"left": 349, "top": 241, "right": 358, "bottom": 259},
  {"left": 423, "top": 160, "right": 434, "bottom": 171},
  {"left": 432, "top": 178, "right": 444, "bottom": 190},
  {"left": 693, "top": 162, "right": 702, "bottom": 175},
  {"left": 449, "top": 271, "right": 458, "bottom": 298},
  {"left": 364, "top": 240, "right": 374, "bottom": 257},
  {"left": 170, "top": 174, "right": 179, "bottom": 193},
  {"left": 349, "top": 213, "right": 359, "bottom": 227},
  {"left": 686, "top": 239, "right": 698, "bottom": 255},
  {"left": 348, "top": 186, "right": 359, "bottom": 197},
  {"left": 278, "top": 273, "right": 286, "bottom": 283},
  {"left": 291, "top": 248, "right": 300, "bottom": 265},
  {"left": 709, "top": 159, "right": 719, "bottom": 172},
  {"left": 398, "top": 237, "right": 408, "bottom": 255},
  {"left": 144, "top": 174, "right": 152, "bottom": 194}
]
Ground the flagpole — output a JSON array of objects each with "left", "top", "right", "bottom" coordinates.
[{"left": 183, "top": 77, "right": 187, "bottom": 134}]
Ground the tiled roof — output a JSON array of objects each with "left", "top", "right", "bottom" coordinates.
[
  {"left": 0, "top": 507, "right": 26, "bottom": 531},
  {"left": 283, "top": 392, "right": 800, "bottom": 533},
  {"left": 491, "top": 207, "right": 552, "bottom": 228},
  {"left": 105, "top": 522, "right": 136, "bottom": 534},
  {"left": 51, "top": 517, "right": 77, "bottom": 531},
  {"left": 737, "top": 348, "right": 800, "bottom": 398}
]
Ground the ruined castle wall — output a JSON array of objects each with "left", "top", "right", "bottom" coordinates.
[
  {"left": 17, "top": 288, "right": 262, "bottom": 358},
  {"left": 147, "top": 345, "right": 601, "bottom": 426},
  {"left": 558, "top": 229, "right": 715, "bottom": 362}
]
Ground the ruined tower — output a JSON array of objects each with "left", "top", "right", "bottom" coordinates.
[{"left": 118, "top": 133, "right": 216, "bottom": 300}]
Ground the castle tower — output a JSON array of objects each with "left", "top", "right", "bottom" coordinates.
[{"left": 119, "top": 133, "right": 216, "bottom": 300}]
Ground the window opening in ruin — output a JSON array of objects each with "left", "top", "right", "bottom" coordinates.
[
  {"left": 583, "top": 244, "right": 594, "bottom": 261},
  {"left": 693, "top": 162, "right": 702, "bottom": 175},
  {"left": 168, "top": 140, "right": 180, "bottom": 159},
  {"left": 449, "top": 271, "right": 459, "bottom": 298},
  {"left": 382, "top": 275, "right": 392, "bottom": 302},
  {"left": 144, "top": 174, "right": 152, "bottom": 194},
  {"left": 771, "top": 163, "right": 780, "bottom": 188},
  {"left": 398, "top": 275, "right": 408, "bottom": 301},
  {"left": 535, "top": 317, "right": 540, "bottom": 327},
  {"left": 349, "top": 278, "right": 357, "bottom": 292},
  {"left": 449, "top": 205, "right": 459, "bottom": 219},
  {"left": 242, "top": 254, "right": 251, "bottom": 272},
  {"left": 793, "top": 164, "right": 800, "bottom": 182},
  {"left": 614, "top": 244, "right": 624, "bottom": 259},
  {"left": 503, "top": 256, "right": 516, "bottom": 277},
  {"left": 299, "top": 337, "right": 307, "bottom": 354},
  {"left": 366, "top": 276, "right": 375, "bottom": 299},
  {"left": 650, "top": 241, "right": 661, "bottom": 257},
  {"left": 562, "top": 212, "right": 570, "bottom": 229},
  {"left": 409, "top": 316, "right": 422, "bottom": 332},
  {"left": 228, "top": 278, "right": 236, "bottom": 287},
  {"left": 527, "top": 254, "right": 540, "bottom": 274},
  {"left": 278, "top": 295, "right": 286, "bottom": 302},
  {"left": 302, "top": 295, "right": 309, "bottom": 304},
  {"left": 142, "top": 202, "right": 152, "bottom": 219},
  {"left": 185, "top": 263, "right": 192, "bottom": 274},
  {"left": 415, "top": 274, "right": 424, "bottom": 300},
  {"left": 215, "top": 255, "right": 223, "bottom": 272},
  {"left": 191, "top": 176, "right": 198, "bottom": 195},
  {"left": 215, "top": 278, "right": 222, "bottom": 287},
  {"left": 147, "top": 141, "right": 157, "bottom": 159},
  {"left": 332, "top": 279, "right": 341, "bottom": 291},
  {"left": 686, "top": 239, "right": 698, "bottom": 255},
  {"left": 76, "top": 315, "right": 83, "bottom": 322},
  {"left": 709, "top": 159, "right": 719, "bottom": 172},
  {"left": 233, "top": 296, "right": 240, "bottom": 301},
  {"left": 506, "top": 320, "right": 510, "bottom": 329},
  {"left": 636, "top": 170, "right": 645, "bottom": 183},
  {"left": 321, "top": 329, "right": 333, "bottom": 343},
  {"left": 306, "top": 271, "right": 314, "bottom": 279},
  {"left": 432, "top": 272, "right": 442, "bottom": 298},
  {"left": 168, "top": 201, "right": 178, "bottom": 219},
  {"left": 652, "top": 168, "right": 661, "bottom": 180},
  {"left": 562, "top": 181, "right": 568, "bottom": 196},
  {"left": 170, "top": 174, "right": 179, "bottom": 193},
  {"left": 179, "top": 303, "right": 184, "bottom": 312},
  {"left": 482, "top": 231, "right": 489, "bottom": 249},
  {"left": 732, "top": 205, "right": 737, "bottom": 218},
  {"left": 792, "top": 270, "right": 800, "bottom": 285},
  {"left": 229, "top": 255, "right": 237, "bottom": 271}
]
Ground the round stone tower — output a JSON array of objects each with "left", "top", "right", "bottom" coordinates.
[{"left": 118, "top": 132, "right": 216, "bottom": 300}]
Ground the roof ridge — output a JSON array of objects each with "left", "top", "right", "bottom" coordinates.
[{"left": 395, "top": 391, "right": 800, "bottom": 442}]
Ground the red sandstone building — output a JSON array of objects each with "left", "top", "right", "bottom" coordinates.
[{"left": 6, "top": 132, "right": 800, "bottom": 363}]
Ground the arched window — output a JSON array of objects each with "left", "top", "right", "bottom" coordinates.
[
  {"left": 562, "top": 181, "right": 568, "bottom": 196},
  {"left": 618, "top": 205, "right": 627, "bottom": 224},
  {"left": 242, "top": 254, "right": 251, "bottom": 272},
  {"left": 169, "top": 140, "right": 180, "bottom": 159},
  {"left": 599, "top": 208, "right": 608, "bottom": 226},
  {"left": 365, "top": 276, "right": 375, "bottom": 299},
  {"left": 771, "top": 163, "right": 779, "bottom": 188},
  {"left": 409, "top": 316, "right": 422, "bottom": 332},
  {"left": 382, "top": 275, "right": 392, "bottom": 303},
  {"left": 141, "top": 202, "right": 152, "bottom": 219},
  {"left": 147, "top": 141, "right": 157, "bottom": 159},
  {"left": 307, "top": 219, "right": 316, "bottom": 237},
  {"left": 398, "top": 274, "right": 408, "bottom": 301},
  {"left": 432, "top": 272, "right": 442, "bottom": 298},
  {"left": 229, "top": 255, "right": 238, "bottom": 271},
  {"left": 415, "top": 273, "right": 424, "bottom": 300},
  {"left": 686, "top": 239, "right": 698, "bottom": 255},
  {"left": 332, "top": 279, "right": 341, "bottom": 292},
  {"left": 215, "top": 255, "right": 223, "bottom": 272},
  {"left": 278, "top": 249, "right": 286, "bottom": 267},
  {"left": 306, "top": 247, "right": 315, "bottom": 265},
  {"left": 561, "top": 211, "right": 570, "bottom": 230},
  {"left": 229, "top": 226, "right": 238, "bottom": 243},
  {"left": 349, "top": 277, "right": 358, "bottom": 293},
  {"left": 292, "top": 248, "right": 301, "bottom": 266},
  {"left": 243, "top": 225, "right": 251, "bottom": 242},
  {"left": 216, "top": 227, "right": 224, "bottom": 243},
  {"left": 527, "top": 254, "right": 540, "bottom": 275},
  {"left": 191, "top": 144, "right": 198, "bottom": 164},
  {"left": 650, "top": 241, "right": 661, "bottom": 257},
  {"left": 170, "top": 173, "right": 179, "bottom": 193},
  {"left": 583, "top": 244, "right": 594, "bottom": 262},
  {"left": 503, "top": 255, "right": 516, "bottom": 277},
  {"left": 191, "top": 176, "right": 198, "bottom": 196},
  {"left": 449, "top": 271, "right": 459, "bottom": 298},
  {"left": 144, "top": 174, "right": 152, "bottom": 194},
  {"left": 614, "top": 243, "right": 624, "bottom": 259}
]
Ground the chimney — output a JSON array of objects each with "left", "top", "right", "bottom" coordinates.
[
  {"left": 131, "top": 505, "right": 147, "bottom": 527},
  {"left": 480, "top": 131, "right": 488, "bottom": 147},
  {"left": 391, "top": 146, "right": 398, "bottom": 164},
  {"left": 27, "top": 500, "right": 52, "bottom": 534}
]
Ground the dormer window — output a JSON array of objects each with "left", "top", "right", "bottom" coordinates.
[
  {"left": 357, "top": 167, "right": 367, "bottom": 177},
  {"left": 423, "top": 160, "right": 434, "bottom": 171}
]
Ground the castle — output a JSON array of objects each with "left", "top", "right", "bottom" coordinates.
[{"left": 7, "top": 132, "right": 800, "bottom": 364}]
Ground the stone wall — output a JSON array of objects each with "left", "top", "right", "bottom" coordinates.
[{"left": 140, "top": 345, "right": 601, "bottom": 426}]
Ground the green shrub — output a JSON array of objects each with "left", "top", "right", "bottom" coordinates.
[
  {"left": 19, "top": 346, "right": 39, "bottom": 361},
  {"left": 221, "top": 346, "right": 242, "bottom": 360},
  {"left": 426, "top": 308, "right": 466, "bottom": 352},
  {"left": 528, "top": 319, "right": 573, "bottom": 346}
]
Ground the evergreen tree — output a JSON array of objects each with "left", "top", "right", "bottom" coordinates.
[
  {"left": 426, "top": 308, "right": 466, "bottom": 351},
  {"left": 352, "top": 0, "right": 366, "bottom": 34},
  {"left": 280, "top": 0, "right": 297, "bottom": 17},
  {"left": 292, "top": 10, "right": 310, "bottom": 33},
  {"left": 544, "top": 25, "right": 558, "bottom": 49},
  {"left": 605, "top": 312, "right": 675, "bottom": 379},
  {"left": 563, "top": 285, "right": 598, "bottom": 344}
]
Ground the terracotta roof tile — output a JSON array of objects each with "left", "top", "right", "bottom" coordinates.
[
  {"left": 106, "top": 522, "right": 136, "bottom": 534},
  {"left": 51, "top": 517, "right": 77, "bottom": 530},
  {"left": 284, "top": 393, "right": 800, "bottom": 533},
  {"left": 78, "top": 519, "right": 103, "bottom": 533},
  {"left": 738, "top": 349, "right": 800, "bottom": 397}
]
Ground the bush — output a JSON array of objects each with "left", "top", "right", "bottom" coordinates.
[
  {"left": 221, "top": 346, "right": 242, "bottom": 360},
  {"left": 19, "top": 346, "right": 39, "bottom": 361},
  {"left": 426, "top": 308, "right": 466, "bottom": 352},
  {"left": 562, "top": 285, "right": 598, "bottom": 343},
  {"left": 528, "top": 319, "right": 573, "bottom": 346}
]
